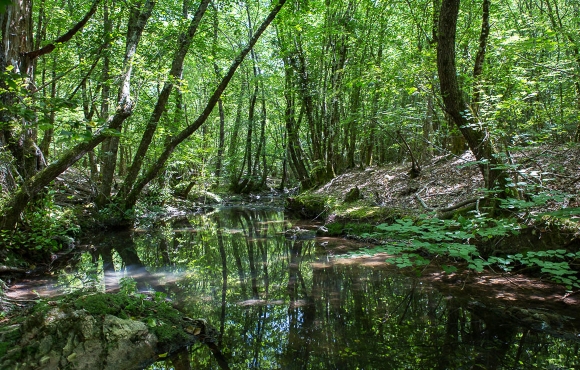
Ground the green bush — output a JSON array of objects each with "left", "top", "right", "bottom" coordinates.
[{"left": 0, "top": 193, "right": 80, "bottom": 262}]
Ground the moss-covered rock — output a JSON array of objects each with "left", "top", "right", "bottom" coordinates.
[
  {"left": 327, "top": 200, "right": 410, "bottom": 228},
  {"left": 285, "top": 193, "right": 335, "bottom": 219},
  {"left": 0, "top": 292, "right": 214, "bottom": 370},
  {"left": 344, "top": 187, "right": 361, "bottom": 203}
]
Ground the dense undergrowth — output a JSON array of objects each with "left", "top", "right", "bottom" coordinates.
[{"left": 0, "top": 192, "right": 80, "bottom": 268}]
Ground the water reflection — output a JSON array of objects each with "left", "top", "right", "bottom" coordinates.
[{"left": 59, "top": 207, "right": 580, "bottom": 368}]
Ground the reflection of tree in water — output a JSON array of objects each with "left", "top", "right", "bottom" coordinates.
[
  {"left": 85, "top": 230, "right": 166, "bottom": 292},
  {"left": 87, "top": 227, "right": 231, "bottom": 369},
  {"left": 86, "top": 208, "right": 580, "bottom": 369}
]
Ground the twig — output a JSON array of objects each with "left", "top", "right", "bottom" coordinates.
[
  {"left": 1, "top": 297, "right": 39, "bottom": 303},
  {"left": 415, "top": 195, "right": 484, "bottom": 215},
  {"left": 311, "top": 206, "right": 328, "bottom": 221},
  {"left": 396, "top": 130, "right": 421, "bottom": 177},
  {"left": 415, "top": 194, "right": 435, "bottom": 211},
  {"left": 439, "top": 197, "right": 484, "bottom": 213}
]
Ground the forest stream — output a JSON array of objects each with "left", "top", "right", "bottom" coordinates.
[{"left": 3, "top": 205, "right": 580, "bottom": 369}]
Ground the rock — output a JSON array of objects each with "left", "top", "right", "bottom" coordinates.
[
  {"left": 285, "top": 227, "right": 316, "bottom": 240},
  {"left": 1, "top": 308, "right": 159, "bottom": 370},
  {"left": 285, "top": 193, "right": 328, "bottom": 218},
  {"left": 101, "top": 315, "right": 157, "bottom": 370},
  {"left": 0, "top": 290, "right": 230, "bottom": 370}
]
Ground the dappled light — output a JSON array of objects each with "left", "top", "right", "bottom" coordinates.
[
  {"left": 4, "top": 208, "right": 579, "bottom": 369},
  {"left": 2, "top": 0, "right": 580, "bottom": 368}
]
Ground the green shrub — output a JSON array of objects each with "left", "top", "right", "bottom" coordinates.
[{"left": 0, "top": 192, "right": 80, "bottom": 262}]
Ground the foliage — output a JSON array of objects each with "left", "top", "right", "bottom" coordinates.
[
  {"left": 95, "top": 201, "right": 135, "bottom": 228},
  {"left": 0, "top": 192, "right": 80, "bottom": 263},
  {"left": 324, "top": 222, "right": 375, "bottom": 237},
  {"left": 350, "top": 193, "right": 580, "bottom": 288},
  {"left": 0, "top": 0, "right": 579, "bottom": 279}
]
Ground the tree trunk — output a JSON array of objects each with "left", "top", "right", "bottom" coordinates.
[
  {"left": 282, "top": 54, "right": 311, "bottom": 188},
  {"left": 212, "top": 5, "right": 226, "bottom": 188},
  {"left": 0, "top": 0, "right": 154, "bottom": 230},
  {"left": 437, "top": 0, "right": 507, "bottom": 190},
  {"left": 121, "top": 0, "right": 288, "bottom": 210},
  {"left": 95, "top": 1, "right": 115, "bottom": 208},
  {"left": 119, "top": 0, "right": 210, "bottom": 200}
]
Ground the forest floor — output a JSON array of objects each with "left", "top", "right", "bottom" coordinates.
[{"left": 310, "top": 143, "right": 580, "bottom": 215}]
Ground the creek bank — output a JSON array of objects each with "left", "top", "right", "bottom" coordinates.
[
  {"left": 286, "top": 190, "right": 580, "bottom": 284},
  {"left": 0, "top": 292, "right": 221, "bottom": 370},
  {"left": 284, "top": 149, "right": 580, "bottom": 290}
]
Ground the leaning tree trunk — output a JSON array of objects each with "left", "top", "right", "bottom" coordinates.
[
  {"left": 121, "top": 0, "right": 288, "bottom": 211},
  {"left": 437, "top": 0, "right": 507, "bottom": 191},
  {"left": 118, "top": 0, "right": 210, "bottom": 202},
  {"left": 0, "top": 0, "right": 153, "bottom": 230}
]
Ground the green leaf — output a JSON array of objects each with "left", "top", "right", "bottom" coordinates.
[{"left": 441, "top": 265, "right": 458, "bottom": 273}]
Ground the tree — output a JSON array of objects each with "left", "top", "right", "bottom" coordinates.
[
  {"left": 437, "top": 0, "right": 507, "bottom": 191},
  {"left": 0, "top": 0, "right": 153, "bottom": 230},
  {"left": 118, "top": 0, "right": 288, "bottom": 211},
  {"left": 114, "top": 0, "right": 211, "bottom": 207}
]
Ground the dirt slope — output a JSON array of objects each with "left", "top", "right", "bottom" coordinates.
[{"left": 314, "top": 144, "right": 580, "bottom": 214}]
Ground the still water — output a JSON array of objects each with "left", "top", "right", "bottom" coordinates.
[{"left": 33, "top": 207, "right": 580, "bottom": 368}]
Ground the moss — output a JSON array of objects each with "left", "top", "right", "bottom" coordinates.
[
  {"left": 152, "top": 322, "right": 188, "bottom": 346},
  {"left": 73, "top": 292, "right": 190, "bottom": 348},
  {"left": 324, "top": 222, "right": 377, "bottom": 237},
  {"left": 0, "top": 342, "right": 9, "bottom": 358},
  {"left": 325, "top": 222, "right": 346, "bottom": 236},
  {"left": 286, "top": 193, "right": 336, "bottom": 218},
  {"left": 332, "top": 200, "right": 409, "bottom": 223},
  {"left": 73, "top": 293, "right": 133, "bottom": 317},
  {"left": 0, "top": 325, "right": 21, "bottom": 358}
]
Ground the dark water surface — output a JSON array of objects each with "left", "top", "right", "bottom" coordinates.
[{"left": 14, "top": 206, "right": 580, "bottom": 369}]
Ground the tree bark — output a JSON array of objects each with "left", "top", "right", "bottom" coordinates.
[
  {"left": 212, "top": 2, "right": 225, "bottom": 188},
  {"left": 437, "top": 0, "right": 506, "bottom": 190},
  {"left": 95, "top": 1, "right": 115, "bottom": 208},
  {"left": 471, "top": 0, "right": 490, "bottom": 116}
]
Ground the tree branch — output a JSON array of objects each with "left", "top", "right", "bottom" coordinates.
[{"left": 25, "top": 0, "right": 101, "bottom": 60}]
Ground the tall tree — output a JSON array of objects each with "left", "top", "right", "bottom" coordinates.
[
  {"left": 114, "top": 0, "right": 210, "bottom": 206},
  {"left": 119, "top": 0, "right": 288, "bottom": 211},
  {"left": 437, "top": 0, "right": 507, "bottom": 191}
]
